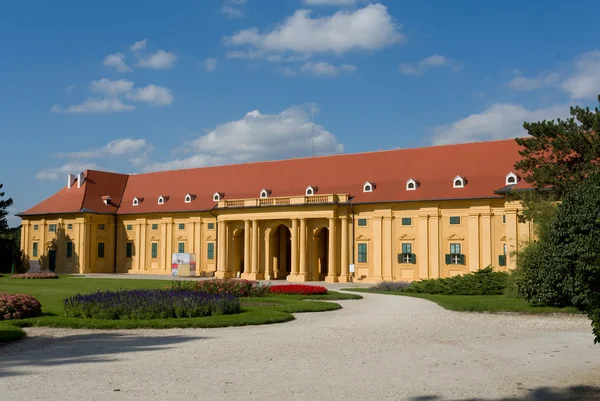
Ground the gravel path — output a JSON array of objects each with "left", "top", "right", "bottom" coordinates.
[{"left": 1, "top": 292, "right": 600, "bottom": 401}]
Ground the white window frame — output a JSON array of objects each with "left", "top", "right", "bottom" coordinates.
[
  {"left": 450, "top": 243, "right": 461, "bottom": 264},
  {"left": 406, "top": 178, "right": 419, "bottom": 191},
  {"left": 133, "top": 197, "right": 140, "bottom": 206},
  {"left": 505, "top": 172, "right": 519, "bottom": 186},
  {"left": 305, "top": 185, "right": 317, "bottom": 196},
  {"left": 213, "top": 192, "right": 223, "bottom": 202},
  {"left": 184, "top": 193, "right": 195, "bottom": 203},
  {"left": 363, "top": 181, "right": 374, "bottom": 193},
  {"left": 260, "top": 188, "right": 271, "bottom": 198},
  {"left": 453, "top": 175, "right": 465, "bottom": 188},
  {"left": 158, "top": 195, "right": 166, "bottom": 205}
]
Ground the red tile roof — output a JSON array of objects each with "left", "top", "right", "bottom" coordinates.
[{"left": 19, "top": 139, "right": 528, "bottom": 217}]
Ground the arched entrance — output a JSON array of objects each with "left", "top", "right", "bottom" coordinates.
[
  {"left": 271, "top": 225, "right": 291, "bottom": 279},
  {"left": 45, "top": 241, "right": 57, "bottom": 272},
  {"left": 232, "top": 228, "right": 246, "bottom": 277},
  {"left": 313, "top": 227, "right": 329, "bottom": 281}
]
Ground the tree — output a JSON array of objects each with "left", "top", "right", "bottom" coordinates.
[
  {"left": 0, "top": 183, "right": 21, "bottom": 273},
  {"left": 517, "top": 173, "right": 600, "bottom": 342},
  {"left": 0, "top": 183, "right": 13, "bottom": 233},
  {"left": 511, "top": 95, "right": 600, "bottom": 221}
]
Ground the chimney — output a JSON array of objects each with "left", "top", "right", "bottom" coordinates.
[
  {"left": 67, "top": 174, "right": 76, "bottom": 189},
  {"left": 77, "top": 172, "right": 85, "bottom": 188},
  {"left": 102, "top": 196, "right": 112, "bottom": 205}
]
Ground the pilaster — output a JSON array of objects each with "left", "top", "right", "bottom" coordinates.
[
  {"left": 325, "top": 216, "right": 338, "bottom": 283},
  {"left": 339, "top": 216, "right": 350, "bottom": 282}
]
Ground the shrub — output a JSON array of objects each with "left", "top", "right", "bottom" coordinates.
[
  {"left": 0, "top": 293, "right": 42, "bottom": 320},
  {"left": 10, "top": 272, "right": 58, "bottom": 279},
  {"left": 371, "top": 281, "right": 412, "bottom": 292},
  {"left": 64, "top": 289, "right": 240, "bottom": 320},
  {"left": 269, "top": 284, "right": 328, "bottom": 295},
  {"left": 402, "top": 266, "right": 509, "bottom": 295},
  {"left": 174, "top": 279, "right": 271, "bottom": 297}
]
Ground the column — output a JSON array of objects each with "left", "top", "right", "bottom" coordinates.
[
  {"left": 429, "top": 213, "right": 440, "bottom": 278},
  {"left": 339, "top": 216, "right": 350, "bottom": 282},
  {"left": 417, "top": 215, "right": 429, "bottom": 279},
  {"left": 383, "top": 216, "right": 393, "bottom": 281},
  {"left": 196, "top": 220, "right": 203, "bottom": 273},
  {"left": 481, "top": 213, "right": 492, "bottom": 268},
  {"left": 505, "top": 201, "right": 520, "bottom": 270},
  {"left": 326, "top": 217, "right": 338, "bottom": 283},
  {"left": 371, "top": 216, "right": 383, "bottom": 281},
  {"left": 248, "top": 220, "right": 263, "bottom": 279},
  {"left": 264, "top": 234, "right": 272, "bottom": 279},
  {"left": 189, "top": 221, "right": 196, "bottom": 256},
  {"left": 244, "top": 220, "right": 251, "bottom": 275},
  {"left": 216, "top": 220, "right": 227, "bottom": 277},
  {"left": 277, "top": 227, "right": 286, "bottom": 279},
  {"left": 289, "top": 219, "right": 299, "bottom": 280},
  {"left": 468, "top": 214, "right": 480, "bottom": 272},
  {"left": 298, "top": 218, "right": 307, "bottom": 281}
]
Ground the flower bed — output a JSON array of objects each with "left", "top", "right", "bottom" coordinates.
[
  {"left": 269, "top": 284, "right": 328, "bottom": 295},
  {"left": 63, "top": 289, "right": 240, "bottom": 320},
  {"left": 176, "top": 279, "right": 270, "bottom": 297},
  {"left": 0, "top": 293, "right": 42, "bottom": 320},
  {"left": 10, "top": 273, "right": 59, "bottom": 279}
]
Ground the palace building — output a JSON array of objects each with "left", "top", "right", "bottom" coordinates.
[{"left": 17, "top": 139, "right": 533, "bottom": 283}]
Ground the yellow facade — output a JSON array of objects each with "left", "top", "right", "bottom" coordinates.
[{"left": 20, "top": 193, "right": 533, "bottom": 282}]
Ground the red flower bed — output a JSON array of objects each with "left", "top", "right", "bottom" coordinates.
[
  {"left": 269, "top": 284, "right": 328, "bottom": 295},
  {"left": 0, "top": 293, "right": 42, "bottom": 320},
  {"left": 10, "top": 273, "right": 59, "bottom": 279}
]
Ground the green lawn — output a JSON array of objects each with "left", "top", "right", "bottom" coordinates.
[
  {"left": 344, "top": 288, "right": 581, "bottom": 314},
  {"left": 0, "top": 277, "right": 362, "bottom": 342}
]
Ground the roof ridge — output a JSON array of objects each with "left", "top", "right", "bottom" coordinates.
[{"left": 131, "top": 138, "right": 522, "bottom": 178}]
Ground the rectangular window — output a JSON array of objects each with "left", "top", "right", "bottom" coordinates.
[
  {"left": 151, "top": 242, "right": 158, "bottom": 259},
  {"left": 49, "top": 224, "right": 57, "bottom": 233},
  {"left": 126, "top": 242, "right": 133, "bottom": 258},
  {"left": 450, "top": 243, "right": 461, "bottom": 254},
  {"left": 357, "top": 218, "right": 367, "bottom": 227},
  {"left": 207, "top": 243, "right": 215, "bottom": 260},
  {"left": 449, "top": 216, "right": 461, "bottom": 225},
  {"left": 98, "top": 224, "right": 105, "bottom": 231},
  {"left": 358, "top": 243, "right": 368, "bottom": 263},
  {"left": 503, "top": 244, "right": 507, "bottom": 255},
  {"left": 126, "top": 224, "right": 133, "bottom": 231},
  {"left": 97, "top": 242, "right": 105, "bottom": 258},
  {"left": 33, "top": 224, "right": 38, "bottom": 231},
  {"left": 400, "top": 243, "right": 414, "bottom": 264},
  {"left": 32, "top": 242, "right": 38, "bottom": 257},
  {"left": 67, "top": 223, "right": 73, "bottom": 230},
  {"left": 66, "top": 242, "right": 73, "bottom": 258},
  {"left": 207, "top": 222, "right": 215, "bottom": 230},
  {"left": 401, "top": 217, "right": 412, "bottom": 226},
  {"left": 152, "top": 224, "right": 158, "bottom": 230},
  {"left": 178, "top": 223, "right": 185, "bottom": 230},
  {"left": 502, "top": 215, "right": 506, "bottom": 224},
  {"left": 448, "top": 243, "right": 463, "bottom": 265},
  {"left": 402, "top": 243, "right": 412, "bottom": 254},
  {"left": 178, "top": 242, "right": 185, "bottom": 253}
]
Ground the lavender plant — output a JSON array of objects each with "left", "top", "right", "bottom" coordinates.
[
  {"left": 64, "top": 289, "right": 240, "bottom": 320},
  {"left": 371, "top": 281, "right": 413, "bottom": 292}
]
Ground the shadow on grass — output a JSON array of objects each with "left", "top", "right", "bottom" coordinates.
[
  {"left": 0, "top": 331, "right": 203, "bottom": 378},
  {"left": 411, "top": 385, "right": 600, "bottom": 401}
]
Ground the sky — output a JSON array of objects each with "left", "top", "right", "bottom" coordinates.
[{"left": 1, "top": 0, "right": 600, "bottom": 227}]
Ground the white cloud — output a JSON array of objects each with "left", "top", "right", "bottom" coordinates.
[
  {"left": 59, "top": 138, "right": 153, "bottom": 160},
  {"left": 431, "top": 103, "right": 571, "bottom": 145},
  {"left": 51, "top": 98, "right": 135, "bottom": 114},
  {"left": 200, "top": 57, "right": 218, "bottom": 72},
  {"left": 507, "top": 73, "right": 560, "bottom": 91},
  {"left": 299, "top": 61, "right": 357, "bottom": 77},
  {"left": 303, "top": 0, "right": 357, "bottom": 5},
  {"left": 130, "top": 39, "right": 148, "bottom": 52},
  {"left": 136, "top": 49, "right": 177, "bottom": 70},
  {"left": 127, "top": 84, "right": 174, "bottom": 106},
  {"left": 222, "top": 0, "right": 247, "bottom": 18},
  {"left": 36, "top": 162, "right": 99, "bottom": 181},
  {"left": 399, "top": 55, "right": 461, "bottom": 76},
  {"left": 64, "top": 85, "right": 75, "bottom": 94},
  {"left": 90, "top": 78, "right": 134, "bottom": 96},
  {"left": 103, "top": 53, "right": 132, "bottom": 72},
  {"left": 143, "top": 106, "right": 344, "bottom": 172},
  {"left": 562, "top": 50, "right": 600, "bottom": 99},
  {"left": 224, "top": 4, "right": 403, "bottom": 57}
]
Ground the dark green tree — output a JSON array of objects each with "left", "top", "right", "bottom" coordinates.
[
  {"left": 0, "top": 183, "right": 21, "bottom": 273},
  {"left": 0, "top": 183, "right": 13, "bottom": 233},
  {"left": 517, "top": 173, "right": 600, "bottom": 342},
  {"left": 511, "top": 95, "right": 600, "bottom": 221}
]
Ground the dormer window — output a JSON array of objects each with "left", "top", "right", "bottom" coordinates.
[
  {"left": 158, "top": 195, "right": 169, "bottom": 205},
  {"left": 363, "top": 181, "right": 376, "bottom": 193},
  {"left": 132, "top": 197, "right": 143, "bottom": 206},
  {"left": 185, "top": 193, "right": 196, "bottom": 203},
  {"left": 406, "top": 178, "right": 419, "bottom": 191},
  {"left": 102, "top": 195, "right": 112, "bottom": 205},
  {"left": 305, "top": 185, "right": 318, "bottom": 196},
  {"left": 260, "top": 188, "right": 272, "bottom": 199},
  {"left": 505, "top": 172, "right": 520, "bottom": 186},
  {"left": 213, "top": 192, "right": 224, "bottom": 202},
  {"left": 453, "top": 176, "right": 466, "bottom": 188}
]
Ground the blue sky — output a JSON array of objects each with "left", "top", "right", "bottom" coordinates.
[{"left": 1, "top": 0, "right": 600, "bottom": 227}]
